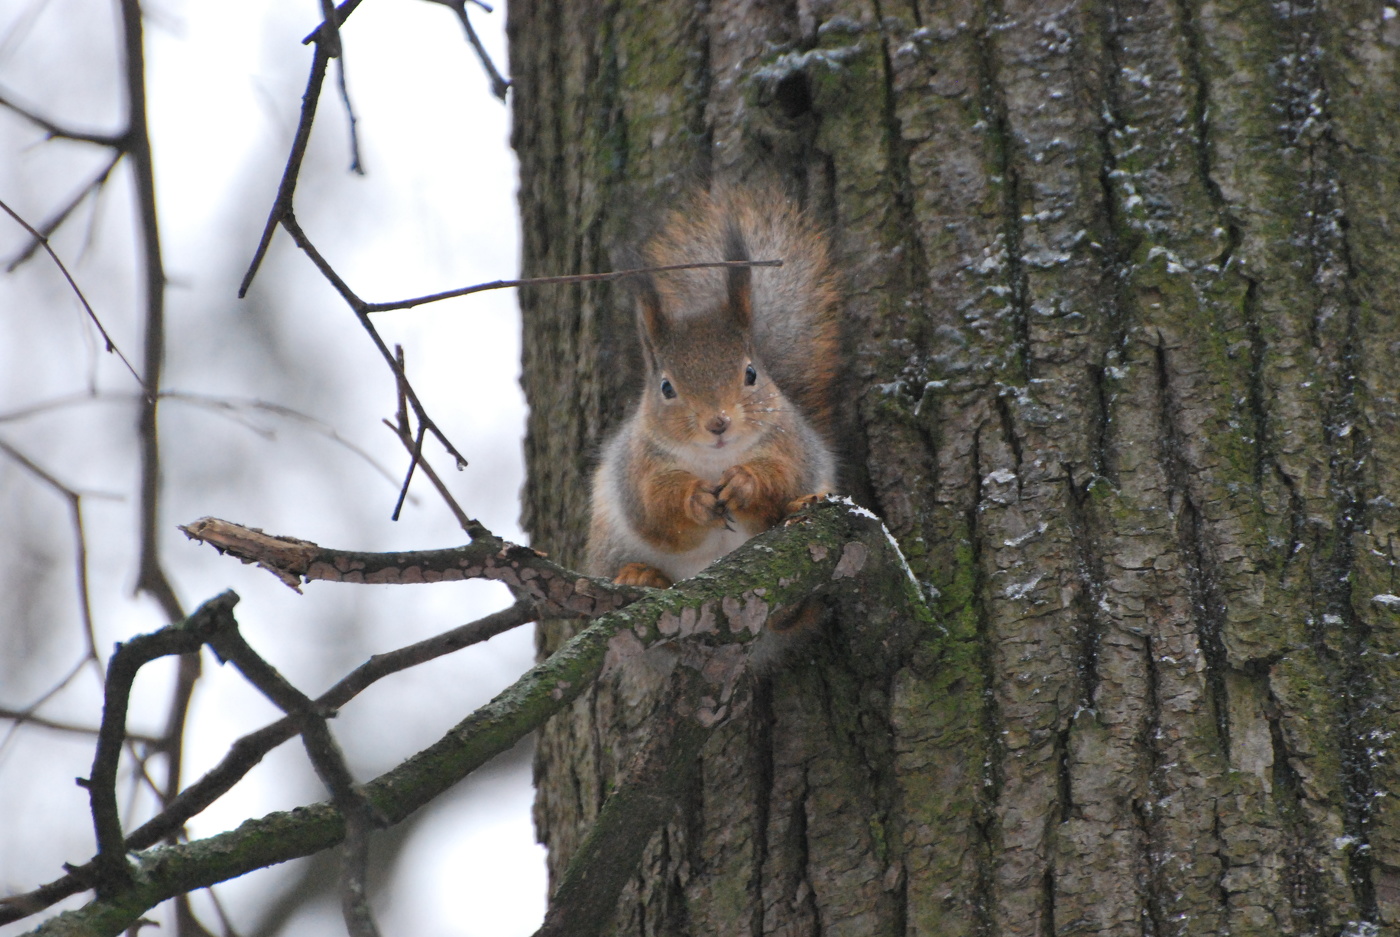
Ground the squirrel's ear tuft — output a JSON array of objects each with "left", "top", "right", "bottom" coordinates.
[
  {"left": 722, "top": 220, "right": 752, "bottom": 329},
  {"left": 635, "top": 276, "right": 669, "bottom": 355}
]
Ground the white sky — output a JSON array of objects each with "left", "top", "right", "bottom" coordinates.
[{"left": 0, "top": 0, "right": 544, "bottom": 934}]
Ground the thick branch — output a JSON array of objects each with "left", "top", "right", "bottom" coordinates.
[
  {"left": 179, "top": 515, "right": 645, "bottom": 617},
  {"left": 85, "top": 593, "right": 239, "bottom": 895},
  {"left": 536, "top": 673, "right": 718, "bottom": 937},
  {"left": 203, "top": 620, "right": 381, "bottom": 937},
  {"left": 1, "top": 602, "right": 535, "bottom": 925},
  {"left": 30, "top": 500, "right": 920, "bottom": 937}
]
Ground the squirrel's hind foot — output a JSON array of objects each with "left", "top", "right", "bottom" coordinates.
[
  {"left": 614, "top": 562, "right": 673, "bottom": 589},
  {"left": 784, "top": 492, "right": 829, "bottom": 517}
]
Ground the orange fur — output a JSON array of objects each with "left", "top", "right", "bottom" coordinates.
[{"left": 586, "top": 187, "right": 843, "bottom": 587}]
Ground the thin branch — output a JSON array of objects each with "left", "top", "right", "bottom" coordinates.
[
  {"left": 117, "top": 0, "right": 182, "bottom": 624},
  {"left": 0, "top": 390, "right": 103, "bottom": 423},
  {"left": 388, "top": 346, "right": 423, "bottom": 522},
  {"left": 0, "top": 197, "right": 145, "bottom": 389},
  {"left": 0, "top": 440, "right": 103, "bottom": 686},
  {"left": 164, "top": 391, "right": 402, "bottom": 486},
  {"left": 277, "top": 212, "right": 473, "bottom": 474},
  {"left": 391, "top": 417, "right": 426, "bottom": 523},
  {"left": 422, "top": 0, "right": 509, "bottom": 100},
  {"left": 314, "top": 0, "right": 365, "bottom": 177},
  {"left": 0, "top": 708, "right": 160, "bottom": 745},
  {"left": 173, "top": 894, "right": 219, "bottom": 937},
  {"left": 334, "top": 58, "right": 364, "bottom": 174},
  {"left": 0, "top": 82, "right": 126, "bottom": 146},
  {"left": 383, "top": 418, "right": 485, "bottom": 537},
  {"left": 0, "top": 389, "right": 402, "bottom": 487},
  {"left": 5, "top": 150, "right": 123, "bottom": 271},
  {"left": 361, "top": 259, "right": 784, "bottom": 314},
  {"left": 116, "top": 4, "right": 195, "bottom": 877},
  {"left": 0, "top": 658, "right": 91, "bottom": 762},
  {"left": 238, "top": 41, "right": 332, "bottom": 297},
  {"left": 301, "top": 0, "right": 368, "bottom": 45}
]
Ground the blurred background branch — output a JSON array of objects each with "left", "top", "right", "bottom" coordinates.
[{"left": 0, "top": 0, "right": 536, "bottom": 934}]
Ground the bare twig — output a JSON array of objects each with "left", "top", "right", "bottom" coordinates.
[
  {"left": 302, "top": 0, "right": 369, "bottom": 45},
  {"left": 0, "top": 658, "right": 91, "bottom": 762},
  {"left": 0, "top": 82, "right": 126, "bottom": 146},
  {"left": 173, "top": 894, "right": 220, "bottom": 937},
  {"left": 315, "top": 0, "right": 366, "bottom": 176},
  {"left": 388, "top": 346, "right": 426, "bottom": 523},
  {"left": 0, "top": 708, "right": 160, "bottom": 744},
  {"left": 392, "top": 419, "right": 426, "bottom": 523},
  {"left": 239, "top": 41, "right": 332, "bottom": 297},
  {"left": 5, "top": 150, "right": 123, "bottom": 270},
  {"left": 0, "top": 439, "right": 102, "bottom": 662},
  {"left": 384, "top": 417, "right": 485, "bottom": 537},
  {"left": 335, "top": 57, "right": 364, "bottom": 174},
  {"left": 117, "top": 0, "right": 182, "bottom": 625},
  {"left": 163, "top": 390, "right": 403, "bottom": 485},
  {"left": 115, "top": 3, "right": 197, "bottom": 877},
  {"left": 422, "top": 0, "right": 509, "bottom": 100},
  {"left": 179, "top": 516, "right": 645, "bottom": 617},
  {"left": 0, "top": 197, "right": 144, "bottom": 388},
  {"left": 361, "top": 259, "right": 784, "bottom": 313},
  {"left": 277, "top": 212, "right": 473, "bottom": 474},
  {"left": 0, "top": 389, "right": 402, "bottom": 487}
]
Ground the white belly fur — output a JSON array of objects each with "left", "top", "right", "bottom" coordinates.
[{"left": 655, "top": 523, "right": 754, "bottom": 583}]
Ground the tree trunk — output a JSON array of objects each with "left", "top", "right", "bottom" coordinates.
[{"left": 509, "top": 1, "right": 1400, "bottom": 934}]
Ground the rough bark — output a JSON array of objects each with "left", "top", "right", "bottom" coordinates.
[{"left": 511, "top": 1, "right": 1400, "bottom": 934}]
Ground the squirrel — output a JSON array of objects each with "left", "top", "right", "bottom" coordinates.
[{"left": 586, "top": 188, "right": 842, "bottom": 588}]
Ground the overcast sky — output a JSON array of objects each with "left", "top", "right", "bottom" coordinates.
[{"left": 0, "top": 1, "right": 542, "bottom": 934}]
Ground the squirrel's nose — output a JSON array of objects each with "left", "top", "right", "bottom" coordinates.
[{"left": 706, "top": 413, "right": 731, "bottom": 436}]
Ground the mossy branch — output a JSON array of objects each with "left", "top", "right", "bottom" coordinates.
[{"left": 27, "top": 499, "right": 927, "bottom": 937}]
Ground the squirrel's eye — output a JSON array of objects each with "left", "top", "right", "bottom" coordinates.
[
  {"left": 660, "top": 378, "right": 677, "bottom": 399},
  {"left": 744, "top": 364, "right": 757, "bottom": 386}
]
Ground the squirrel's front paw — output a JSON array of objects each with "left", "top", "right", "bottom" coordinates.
[
  {"left": 685, "top": 479, "right": 730, "bottom": 527},
  {"left": 715, "top": 464, "right": 762, "bottom": 512},
  {"left": 614, "top": 563, "right": 673, "bottom": 589}
]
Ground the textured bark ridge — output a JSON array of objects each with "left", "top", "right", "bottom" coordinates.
[{"left": 512, "top": 1, "right": 1400, "bottom": 934}]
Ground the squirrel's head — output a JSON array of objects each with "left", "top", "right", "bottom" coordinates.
[{"left": 633, "top": 226, "right": 781, "bottom": 459}]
